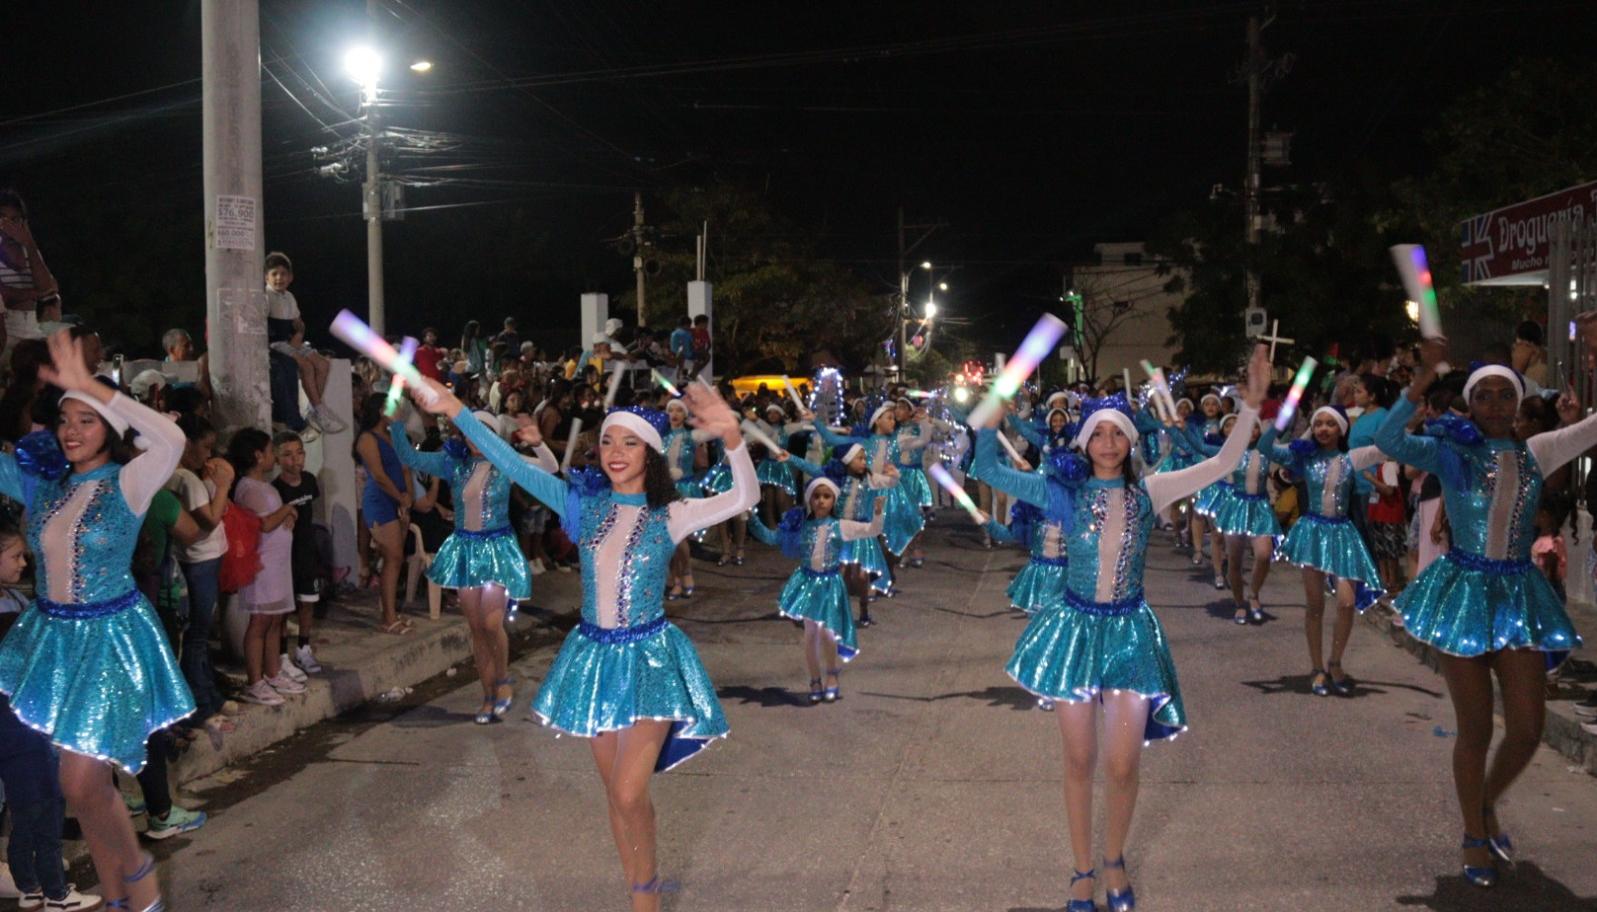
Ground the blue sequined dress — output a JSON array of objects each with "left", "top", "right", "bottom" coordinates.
[
  {"left": 1184, "top": 421, "right": 1232, "bottom": 517},
  {"left": 748, "top": 508, "right": 884, "bottom": 660},
  {"left": 973, "top": 408, "right": 1258, "bottom": 740},
  {"left": 815, "top": 421, "right": 924, "bottom": 554},
  {"left": 894, "top": 419, "right": 935, "bottom": 510},
  {"left": 453, "top": 410, "right": 758, "bottom": 770},
  {"left": 390, "top": 423, "right": 558, "bottom": 600},
  {"left": 1375, "top": 396, "right": 1592, "bottom": 656},
  {"left": 968, "top": 461, "right": 1067, "bottom": 616},
  {"left": 664, "top": 426, "right": 711, "bottom": 500},
  {"left": 0, "top": 395, "right": 193, "bottom": 774},
  {"left": 1265, "top": 438, "right": 1384, "bottom": 595},
  {"left": 787, "top": 455, "right": 894, "bottom": 593},
  {"left": 1208, "top": 428, "right": 1283, "bottom": 539}
]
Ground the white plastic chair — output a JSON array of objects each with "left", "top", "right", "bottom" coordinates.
[{"left": 404, "top": 523, "right": 442, "bottom": 619}]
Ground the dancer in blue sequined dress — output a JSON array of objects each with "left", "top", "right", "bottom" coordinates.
[
  {"left": 1208, "top": 418, "right": 1282, "bottom": 623},
  {"left": 781, "top": 447, "right": 897, "bottom": 625},
  {"left": 661, "top": 398, "right": 713, "bottom": 601},
  {"left": 891, "top": 398, "right": 937, "bottom": 567},
  {"left": 1375, "top": 336, "right": 1597, "bottom": 888},
  {"left": 1263, "top": 403, "right": 1385, "bottom": 697},
  {"left": 389, "top": 411, "right": 558, "bottom": 724},
  {"left": 1176, "top": 414, "right": 1238, "bottom": 590},
  {"left": 0, "top": 330, "right": 187, "bottom": 912},
  {"left": 814, "top": 403, "right": 925, "bottom": 558},
  {"left": 973, "top": 345, "right": 1270, "bottom": 912},
  {"left": 748, "top": 475, "right": 884, "bottom": 703},
  {"left": 411, "top": 377, "right": 755, "bottom": 907}
]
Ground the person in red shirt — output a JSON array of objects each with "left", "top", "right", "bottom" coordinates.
[{"left": 414, "top": 327, "right": 446, "bottom": 382}]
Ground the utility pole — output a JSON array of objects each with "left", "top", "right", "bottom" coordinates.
[
  {"left": 633, "top": 191, "right": 648, "bottom": 328},
  {"left": 1244, "top": 13, "right": 1263, "bottom": 318},
  {"left": 895, "top": 207, "right": 945, "bottom": 379},
  {"left": 363, "top": 0, "right": 385, "bottom": 336},
  {"left": 201, "top": 0, "right": 270, "bottom": 432}
]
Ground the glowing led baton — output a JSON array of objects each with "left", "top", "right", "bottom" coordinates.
[
  {"left": 928, "top": 463, "right": 983, "bottom": 524},
  {"left": 1390, "top": 244, "right": 1443, "bottom": 340},
  {"left": 1273, "top": 356, "right": 1318, "bottom": 432},
  {"left": 330, "top": 310, "right": 437, "bottom": 406},
  {"left": 966, "top": 313, "right": 1067, "bottom": 429}
]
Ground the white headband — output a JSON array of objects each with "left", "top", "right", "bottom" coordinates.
[
  {"left": 841, "top": 443, "right": 865, "bottom": 465},
  {"left": 61, "top": 390, "right": 129, "bottom": 435},
  {"left": 804, "top": 476, "right": 840, "bottom": 503},
  {"left": 1310, "top": 405, "right": 1348, "bottom": 435},
  {"left": 600, "top": 412, "right": 664, "bottom": 453},
  {"left": 1200, "top": 393, "right": 1221, "bottom": 407},
  {"left": 664, "top": 398, "right": 688, "bottom": 415},
  {"left": 1463, "top": 365, "right": 1525, "bottom": 404},
  {"left": 1176, "top": 397, "right": 1195, "bottom": 413},
  {"left": 1046, "top": 391, "right": 1070, "bottom": 407},
  {"left": 1046, "top": 407, "right": 1070, "bottom": 424},
  {"left": 869, "top": 404, "right": 895, "bottom": 428},
  {"left": 1072, "top": 409, "right": 1139, "bottom": 450},
  {"left": 764, "top": 404, "right": 786, "bottom": 416},
  {"left": 1220, "top": 413, "right": 1239, "bottom": 430}
]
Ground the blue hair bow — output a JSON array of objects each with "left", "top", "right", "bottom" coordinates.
[
  {"left": 442, "top": 437, "right": 470, "bottom": 461},
  {"left": 1423, "top": 413, "right": 1484, "bottom": 446},
  {"left": 16, "top": 430, "right": 67, "bottom": 481},
  {"left": 1078, "top": 391, "right": 1133, "bottom": 421},
  {"left": 1288, "top": 438, "right": 1318, "bottom": 457}
]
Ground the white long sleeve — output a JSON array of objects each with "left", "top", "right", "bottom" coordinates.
[
  {"left": 522, "top": 442, "right": 559, "bottom": 473},
  {"left": 667, "top": 442, "right": 758, "bottom": 543},
  {"left": 1528, "top": 410, "right": 1597, "bottom": 477},
  {"left": 1145, "top": 407, "right": 1259, "bottom": 515},
  {"left": 840, "top": 510, "right": 884, "bottom": 541},
  {"left": 113, "top": 392, "right": 185, "bottom": 515},
  {"left": 1349, "top": 445, "right": 1385, "bottom": 472}
]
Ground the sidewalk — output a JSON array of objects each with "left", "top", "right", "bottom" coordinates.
[{"left": 168, "top": 568, "right": 584, "bottom": 788}]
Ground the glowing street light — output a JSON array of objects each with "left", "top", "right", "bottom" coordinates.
[
  {"left": 925, "top": 300, "right": 938, "bottom": 318},
  {"left": 409, "top": 59, "right": 434, "bottom": 73},
  {"left": 920, "top": 260, "right": 933, "bottom": 270},
  {"left": 343, "top": 45, "right": 383, "bottom": 100},
  {"left": 937, "top": 281, "right": 949, "bottom": 292},
  {"left": 1404, "top": 299, "right": 1419, "bottom": 325}
]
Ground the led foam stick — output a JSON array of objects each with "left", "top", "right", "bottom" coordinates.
[
  {"left": 996, "top": 430, "right": 1027, "bottom": 467},
  {"left": 603, "top": 360, "right": 626, "bottom": 409},
  {"left": 906, "top": 389, "right": 937, "bottom": 399},
  {"left": 383, "top": 336, "right": 419, "bottom": 417},
  {"left": 330, "top": 310, "right": 438, "bottom": 406},
  {"left": 781, "top": 376, "right": 806, "bottom": 412},
  {"left": 651, "top": 369, "right": 681, "bottom": 398},
  {"left": 1140, "top": 360, "right": 1176, "bottom": 422},
  {"left": 740, "top": 421, "right": 783, "bottom": 455},
  {"left": 1390, "top": 244, "right": 1443, "bottom": 339},
  {"left": 1122, "top": 368, "right": 1132, "bottom": 397},
  {"left": 928, "top": 463, "right": 983, "bottom": 524},
  {"left": 966, "top": 313, "right": 1067, "bottom": 429},
  {"left": 1273, "top": 356, "right": 1318, "bottom": 432}
]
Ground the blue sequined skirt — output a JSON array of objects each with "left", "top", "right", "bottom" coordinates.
[
  {"left": 428, "top": 527, "right": 531, "bottom": 600},
  {"left": 530, "top": 615, "right": 728, "bottom": 772},
  {"left": 0, "top": 596, "right": 195, "bottom": 774},
  {"left": 882, "top": 484, "right": 925, "bottom": 555},
  {"left": 1154, "top": 450, "right": 1198, "bottom": 475},
  {"left": 897, "top": 466, "right": 933, "bottom": 509},
  {"left": 699, "top": 463, "right": 733, "bottom": 495},
  {"left": 674, "top": 476, "right": 705, "bottom": 500},
  {"left": 1276, "top": 514, "right": 1381, "bottom": 589},
  {"left": 1006, "top": 557, "right": 1068, "bottom": 615},
  {"left": 777, "top": 569, "right": 858, "bottom": 659},
  {"left": 756, "top": 458, "right": 796, "bottom": 496},
  {"left": 840, "top": 536, "right": 893, "bottom": 593},
  {"left": 1006, "top": 590, "right": 1186, "bottom": 742},
  {"left": 1397, "top": 551, "right": 1582, "bottom": 657},
  {"left": 1210, "top": 491, "right": 1282, "bottom": 539},
  {"left": 1195, "top": 481, "right": 1232, "bottom": 517}
]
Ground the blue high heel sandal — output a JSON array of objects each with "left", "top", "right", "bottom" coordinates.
[
  {"left": 1484, "top": 805, "right": 1514, "bottom": 863},
  {"left": 1103, "top": 855, "right": 1135, "bottom": 911},
  {"left": 491, "top": 677, "right": 515, "bottom": 718},
  {"left": 632, "top": 875, "right": 681, "bottom": 895},
  {"left": 807, "top": 677, "right": 824, "bottom": 704},
  {"left": 125, "top": 852, "right": 166, "bottom": 912},
  {"left": 1461, "top": 835, "right": 1498, "bottom": 888},
  {"left": 1065, "top": 867, "right": 1096, "bottom": 912},
  {"left": 823, "top": 668, "right": 842, "bottom": 703}
]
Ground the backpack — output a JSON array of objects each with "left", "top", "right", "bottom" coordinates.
[{"left": 219, "top": 504, "right": 263, "bottom": 593}]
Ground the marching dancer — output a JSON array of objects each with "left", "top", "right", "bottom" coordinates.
[
  {"left": 747, "top": 474, "right": 884, "bottom": 702},
  {"left": 1376, "top": 336, "right": 1596, "bottom": 888},
  {"left": 1188, "top": 395, "right": 1229, "bottom": 582},
  {"left": 754, "top": 403, "right": 802, "bottom": 525},
  {"left": 1207, "top": 417, "right": 1283, "bottom": 623},
  {"left": 389, "top": 410, "right": 558, "bottom": 724},
  {"left": 1262, "top": 403, "right": 1385, "bottom": 696},
  {"left": 973, "top": 345, "right": 1269, "bottom": 912},
  {"left": 891, "top": 398, "right": 935, "bottom": 566},
  {"left": 814, "top": 403, "right": 924, "bottom": 558},
  {"left": 0, "top": 330, "right": 191, "bottom": 912},
  {"left": 1178, "top": 414, "right": 1238, "bottom": 589},
  {"left": 411, "top": 378, "right": 755, "bottom": 910},
  {"left": 780, "top": 448, "right": 897, "bottom": 626},
  {"left": 662, "top": 398, "right": 712, "bottom": 598}
]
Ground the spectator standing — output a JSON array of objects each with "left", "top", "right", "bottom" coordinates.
[
  {"left": 228, "top": 428, "right": 305, "bottom": 706},
  {"left": 493, "top": 317, "right": 520, "bottom": 359},
  {"left": 167, "top": 415, "right": 234, "bottom": 727},
  {"left": 414, "top": 327, "right": 446, "bottom": 382},
  {"left": 460, "top": 320, "right": 490, "bottom": 377},
  {"left": 271, "top": 431, "right": 324, "bottom": 674}
]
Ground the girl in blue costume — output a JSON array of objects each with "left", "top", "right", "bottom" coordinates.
[
  {"left": 1188, "top": 393, "right": 1228, "bottom": 580},
  {"left": 1263, "top": 403, "right": 1385, "bottom": 697},
  {"left": 748, "top": 474, "right": 884, "bottom": 703},
  {"left": 754, "top": 402, "right": 802, "bottom": 522},
  {"left": 411, "top": 377, "right": 756, "bottom": 909},
  {"left": 891, "top": 398, "right": 938, "bottom": 566},
  {"left": 1153, "top": 398, "right": 1201, "bottom": 549},
  {"left": 661, "top": 398, "right": 712, "bottom": 599},
  {"left": 0, "top": 330, "right": 189, "bottom": 912},
  {"left": 781, "top": 446, "right": 897, "bottom": 626},
  {"left": 1208, "top": 417, "right": 1283, "bottom": 624},
  {"left": 973, "top": 346, "right": 1269, "bottom": 912},
  {"left": 814, "top": 403, "right": 925, "bottom": 559},
  {"left": 1007, "top": 401, "right": 1075, "bottom": 457},
  {"left": 968, "top": 446, "right": 1071, "bottom": 617},
  {"left": 389, "top": 409, "right": 559, "bottom": 724},
  {"left": 1177, "top": 413, "right": 1239, "bottom": 590},
  {"left": 1376, "top": 337, "right": 1597, "bottom": 889}
]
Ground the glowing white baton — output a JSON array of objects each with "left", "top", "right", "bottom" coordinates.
[
  {"left": 928, "top": 463, "right": 983, "bottom": 524},
  {"left": 966, "top": 313, "right": 1068, "bottom": 429},
  {"left": 1274, "top": 356, "right": 1318, "bottom": 432},
  {"left": 330, "top": 310, "right": 438, "bottom": 406}
]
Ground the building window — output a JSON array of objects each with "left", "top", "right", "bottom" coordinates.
[{"left": 1123, "top": 252, "right": 1143, "bottom": 267}]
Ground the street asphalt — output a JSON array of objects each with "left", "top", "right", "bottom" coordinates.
[{"left": 148, "top": 510, "right": 1597, "bottom": 911}]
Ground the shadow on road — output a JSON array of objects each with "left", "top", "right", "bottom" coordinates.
[
  {"left": 1239, "top": 673, "right": 1443, "bottom": 699},
  {"left": 1395, "top": 862, "right": 1594, "bottom": 911},
  {"left": 718, "top": 684, "right": 813, "bottom": 708},
  {"left": 858, "top": 685, "right": 1038, "bottom": 711}
]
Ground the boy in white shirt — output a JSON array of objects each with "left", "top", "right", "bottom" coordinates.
[{"left": 265, "top": 251, "right": 345, "bottom": 433}]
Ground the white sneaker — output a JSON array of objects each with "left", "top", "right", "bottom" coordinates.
[
  {"left": 279, "top": 654, "right": 308, "bottom": 683},
  {"left": 0, "top": 861, "right": 20, "bottom": 899},
  {"left": 303, "top": 406, "right": 325, "bottom": 433},
  {"left": 529, "top": 558, "right": 546, "bottom": 576},
  {"left": 44, "top": 885, "right": 101, "bottom": 911},
  {"left": 294, "top": 643, "right": 323, "bottom": 674},
  {"left": 267, "top": 672, "right": 306, "bottom": 695},
  {"left": 241, "top": 680, "right": 284, "bottom": 706},
  {"left": 314, "top": 403, "right": 348, "bottom": 434}
]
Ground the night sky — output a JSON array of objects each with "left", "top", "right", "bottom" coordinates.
[{"left": 5, "top": 0, "right": 1591, "bottom": 357}]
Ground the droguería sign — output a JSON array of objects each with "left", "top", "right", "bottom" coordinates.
[{"left": 1459, "top": 180, "right": 1597, "bottom": 283}]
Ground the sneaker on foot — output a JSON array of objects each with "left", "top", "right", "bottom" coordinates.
[
  {"left": 279, "top": 654, "right": 308, "bottom": 683},
  {"left": 18, "top": 890, "right": 43, "bottom": 912},
  {"left": 123, "top": 791, "right": 147, "bottom": 816},
  {"left": 241, "top": 680, "right": 284, "bottom": 706},
  {"left": 144, "top": 805, "right": 207, "bottom": 841},
  {"left": 44, "top": 885, "right": 102, "bottom": 911},
  {"left": 267, "top": 672, "right": 305, "bottom": 695},
  {"left": 315, "top": 403, "right": 348, "bottom": 434},
  {"left": 529, "top": 557, "right": 546, "bottom": 576},
  {"left": 303, "top": 406, "right": 325, "bottom": 433},
  {"left": 293, "top": 643, "right": 322, "bottom": 674}
]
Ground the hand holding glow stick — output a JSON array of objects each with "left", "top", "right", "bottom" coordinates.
[
  {"left": 966, "top": 313, "right": 1067, "bottom": 429},
  {"left": 1390, "top": 244, "right": 1443, "bottom": 340},
  {"left": 1140, "top": 360, "right": 1177, "bottom": 422},
  {"left": 740, "top": 421, "right": 783, "bottom": 455},
  {"left": 928, "top": 463, "right": 983, "bottom": 525},
  {"left": 1122, "top": 368, "right": 1132, "bottom": 398},
  {"left": 995, "top": 430, "right": 1028, "bottom": 468},
  {"left": 781, "top": 376, "right": 806, "bottom": 412},
  {"left": 330, "top": 310, "right": 438, "bottom": 406},
  {"left": 651, "top": 369, "right": 681, "bottom": 398},
  {"left": 1273, "top": 356, "right": 1318, "bottom": 432},
  {"left": 384, "top": 336, "right": 419, "bottom": 417}
]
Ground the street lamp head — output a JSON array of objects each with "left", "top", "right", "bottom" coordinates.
[
  {"left": 409, "top": 59, "right": 434, "bottom": 73},
  {"left": 937, "top": 281, "right": 949, "bottom": 292},
  {"left": 920, "top": 260, "right": 933, "bottom": 270},
  {"left": 925, "top": 301, "right": 938, "bottom": 319},
  {"left": 344, "top": 45, "right": 383, "bottom": 95}
]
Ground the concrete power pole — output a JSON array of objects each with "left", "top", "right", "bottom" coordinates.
[
  {"left": 363, "top": 0, "right": 386, "bottom": 336},
  {"left": 1244, "top": 14, "right": 1263, "bottom": 316},
  {"left": 633, "top": 191, "right": 648, "bottom": 328},
  {"left": 201, "top": 0, "right": 270, "bottom": 432}
]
